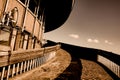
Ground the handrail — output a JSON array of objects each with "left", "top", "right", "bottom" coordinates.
[
  {"left": 98, "top": 51, "right": 120, "bottom": 65},
  {"left": 0, "top": 44, "right": 60, "bottom": 67},
  {"left": 97, "top": 51, "right": 120, "bottom": 78},
  {"left": 98, "top": 55, "right": 120, "bottom": 78},
  {"left": 60, "top": 43, "right": 120, "bottom": 79},
  {"left": 0, "top": 44, "right": 60, "bottom": 80}
]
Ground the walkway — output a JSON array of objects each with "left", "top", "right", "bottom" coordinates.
[
  {"left": 9, "top": 49, "right": 113, "bottom": 80},
  {"left": 81, "top": 59, "right": 113, "bottom": 80},
  {"left": 55, "top": 58, "right": 113, "bottom": 80},
  {"left": 9, "top": 49, "right": 71, "bottom": 80}
]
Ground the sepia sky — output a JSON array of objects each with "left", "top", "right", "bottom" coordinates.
[{"left": 44, "top": 0, "right": 120, "bottom": 55}]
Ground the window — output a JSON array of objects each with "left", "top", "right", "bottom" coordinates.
[
  {"left": 20, "top": 0, "right": 26, "bottom": 4},
  {"left": 29, "top": 0, "right": 37, "bottom": 13}
]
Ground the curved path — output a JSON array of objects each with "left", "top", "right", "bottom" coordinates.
[
  {"left": 81, "top": 59, "right": 113, "bottom": 80},
  {"left": 9, "top": 49, "right": 113, "bottom": 80},
  {"left": 9, "top": 49, "right": 71, "bottom": 80},
  {"left": 55, "top": 58, "right": 113, "bottom": 80}
]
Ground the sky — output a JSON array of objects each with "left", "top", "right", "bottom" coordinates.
[{"left": 44, "top": 0, "right": 120, "bottom": 55}]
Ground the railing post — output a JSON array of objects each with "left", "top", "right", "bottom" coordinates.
[
  {"left": 27, "top": 60, "right": 30, "bottom": 71},
  {"left": 29, "top": 60, "right": 32, "bottom": 70},
  {"left": 6, "top": 65, "right": 10, "bottom": 80},
  {"left": 32, "top": 59, "right": 34, "bottom": 69},
  {"left": 1, "top": 67, "right": 5, "bottom": 80},
  {"left": 32, "top": 59, "right": 35, "bottom": 68},
  {"left": 20, "top": 62, "right": 23, "bottom": 74},
  {"left": 36, "top": 58, "right": 38, "bottom": 67},
  {"left": 24, "top": 61, "right": 27, "bottom": 72},
  {"left": 16, "top": 63, "right": 20, "bottom": 75},
  {"left": 12, "top": 64, "right": 15, "bottom": 77},
  {"left": 34, "top": 59, "right": 36, "bottom": 68}
]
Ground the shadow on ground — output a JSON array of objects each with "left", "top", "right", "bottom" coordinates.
[
  {"left": 44, "top": 40, "right": 120, "bottom": 80},
  {"left": 55, "top": 57, "right": 82, "bottom": 80},
  {"left": 60, "top": 42, "right": 119, "bottom": 80}
]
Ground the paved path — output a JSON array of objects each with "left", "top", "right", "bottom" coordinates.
[
  {"left": 55, "top": 58, "right": 113, "bottom": 80},
  {"left": 10, "top": 49, "right": 113, "bottom": 80},
  {"left": 81, "top": 59, "right": 113, "bottom": 80},
  {"left": 10, "top": 49, "right": 71, "bottom": 80}
]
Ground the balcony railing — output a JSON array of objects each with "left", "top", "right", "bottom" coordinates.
[{"left": 0, "top": 44, "right": 61, "bottom": 80}]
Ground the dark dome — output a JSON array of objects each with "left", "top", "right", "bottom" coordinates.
[{"left": 40, "top": 0, "right": 74, "bottom": 32}]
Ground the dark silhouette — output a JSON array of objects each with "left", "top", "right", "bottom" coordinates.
[
  {"left": 55, "top": 57, "right": 82, "bottom": 80},
  {"left": 40, "top": 0, "right": 74, "bottom": 32},
  {"left": 60, "top": 43, "right": 98, "bottom": 61}
]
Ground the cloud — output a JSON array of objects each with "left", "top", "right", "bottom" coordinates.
[
  {"left": 87, "top": 38, "right": 93, "bottom": 42},
  {"left": 105, "top": 40, "right": 113, "bottom": 45},
  {"left": 69, "top": 34, "right": 79, "bottom": 39},
  {"left": 87, "top": 38, "right": 99, "bottom": 43},
  {"left": 94, "top": 39, "right": 99, "bottom": 43}
]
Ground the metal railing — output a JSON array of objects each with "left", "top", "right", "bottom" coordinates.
[{"left": 0, "top": 44, "right": 60, "bottom": 80}]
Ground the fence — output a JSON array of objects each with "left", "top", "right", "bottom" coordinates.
[
  {"left": 60, "top": 43, "right": 120, "bottom": 79},
  {"left": 97, "top": 53, "right": 120, "bottom": 78},
  {"left": 0, "top": 44, "right": 60, "bottom": 80}
]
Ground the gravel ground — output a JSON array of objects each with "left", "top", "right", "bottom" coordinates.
[
  {"left": 55, "top": 58, "right": 113, "bottom": 80},
  {"left": 10, "top": 49, "right": 71, "bottom": 80},
  {"left": 81, "top": 59, "right": 113, "bottom": 80},
  {"left": 9, "top": 49, "right": 113, "bottom": 80}
]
